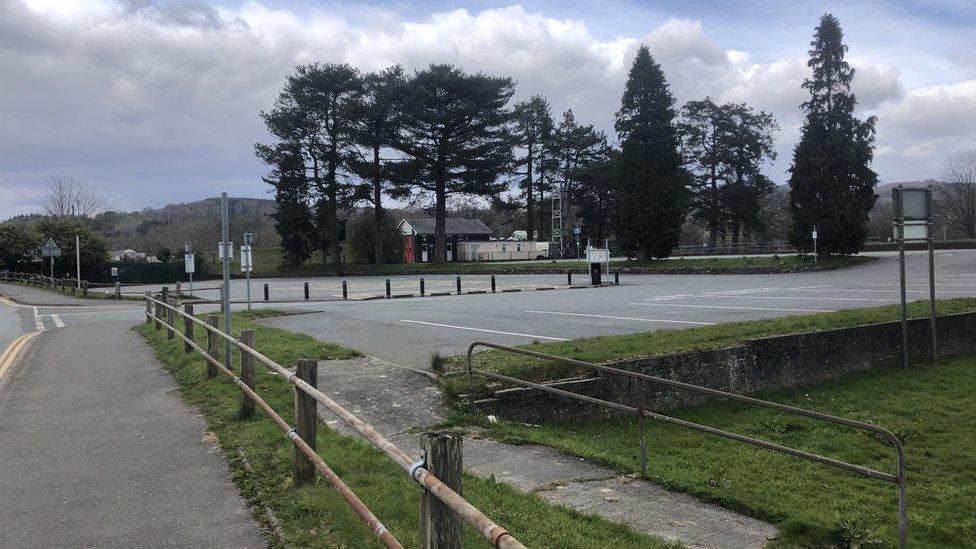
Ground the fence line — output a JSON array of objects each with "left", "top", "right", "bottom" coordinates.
[
  {"left": 146, "top": 295, "right": 524, "bottom": 549},
  {"left": 466, "top": 341, "right": 908, "bottom": 549}
]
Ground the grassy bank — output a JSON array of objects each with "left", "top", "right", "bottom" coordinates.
[
  {"left": 443, "top": 297, "right": 976, "bottom": 398},
  {"left": 475, "top": 355, "right": 976, "bottom": 547},
  {"left": 205, "top": 247, "right": 873, "bottom": 278},
  {"left": 133, "top": 310, "right": 677, "bottom": 548}
]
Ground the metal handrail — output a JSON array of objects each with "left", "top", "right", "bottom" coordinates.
[
  {"left": 466, "top": 341, "right": 908, "bottom": 549},
  {"left": 146, "top": 295, "right": 524, "bottom": 549}
]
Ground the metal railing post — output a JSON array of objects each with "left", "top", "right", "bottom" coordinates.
[{"left": 637, "top": 379, "right": 647, "bottom": 478}]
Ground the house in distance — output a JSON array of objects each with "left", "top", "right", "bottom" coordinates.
[{"left": 397, "top": 217, "right": 551, "bottom": 263}]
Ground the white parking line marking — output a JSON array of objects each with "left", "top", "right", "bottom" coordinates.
[
  {"left": 399, "top": 319, "right": 568, "bottom": 341},
  {"left": 629, "top": 302, "right": 835, "bottom": 313},
  {"left": 524, "top": 310, "right": 715, "bottom": 325},
  {"left": 51, "top": 314, "right": 65, "bottom": 328},
  {"left": 688, "top": 295, "right": 897, "bottom": 302}
]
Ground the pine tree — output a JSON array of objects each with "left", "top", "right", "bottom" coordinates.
[
  {"left": 615, "top": 45, "right": 689, "bottom": 259},
  {"left": 722, "top": 103, "right": 778, "bottom": 243},
  {"left": 255, "top": 143, "right": 315, "bottom": 266},
  {"left": 511, "top": 96, "right": 554, "bottom": 241},
  {"left": 392, "top": 64, "right": 514, "bottom": 263},
  {"left": 788, "top": 14, "right": 878, "bottom": 256},
  {"left": 679, "top": 98, "right": 729, "bottom": 248},
  {"left": 349, "top": 66, "right": 408, "bottom": 264}
]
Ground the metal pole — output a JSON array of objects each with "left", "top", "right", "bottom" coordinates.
[
  {"left": 898, "top": 228, "right": 909, "bottom": 369},
  {"left": 244, "top": 232, "right": 252, "bottom": 312},
  {"left": 75, "top": 234, "right": 81, "bottom": 289},
  {"left": 928, "top": 227, "right": 937, "bottom": 362},
  {"left": 221, "top": 192, "right": 232, "bottom": 368}
]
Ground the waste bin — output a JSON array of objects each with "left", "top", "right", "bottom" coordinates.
[{"left": 589, "top": 262, "right": 602, "bottom": 286}]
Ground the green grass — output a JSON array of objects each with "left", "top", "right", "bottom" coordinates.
[
  {"left": 205, "top": 247, "right": 873, "bottom": 278},
  {"left": 0, "top": 278, "right": 142, "bottom": 301},
  {"left": 475, "top": 355, "right": 976, "bottom": 547},
  {"left": 442, "top": 298, "right": 976, "bottom": 399},
  {"left": 133, "top": 310, "right": 678, "bottom": 548}
]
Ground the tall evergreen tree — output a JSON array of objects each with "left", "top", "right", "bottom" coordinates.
[
  {"left": 615, "top": 45, "right": 689, "bottom": 259},
  {"left": 392, "top": 64, "right": 514, "bottom": 262},
  {"left": 788, "top": 14, "right": 878, "bottom": 255},
  {"left": 570, "top": 152, "right": 619, "bottom": 244},
  {"left": 258, "top": 63, "right": 362, "bottom": 265},
  {"left": 255, "top": 143, "right": 316, "bottom": 266},
  {"left": 723, "top": 103, "right": 778, "bottom": 243},
  {"left": 679, "top": 98, "right": 728, "bottom": 248},
  {"left": 511, "top": 95, "right": 554, "bottom": 241},
  {"left": 349, "top": 66, "right": 408, "bottom": 264}
]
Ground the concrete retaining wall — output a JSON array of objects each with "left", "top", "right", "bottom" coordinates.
[{"left": 473, "top": 312, "right": 976, "bottom": 422}]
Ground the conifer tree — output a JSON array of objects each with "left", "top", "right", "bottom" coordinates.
[
  {"left": 788, "top": 14, "right": 878, "bottom": 255},
  {"left": 615, "top": 45, "right": 689, "bottom": 259},
  {"left": 511, "top": 96, "right": 554, "bottom": 241}
]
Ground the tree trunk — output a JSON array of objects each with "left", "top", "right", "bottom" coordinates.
[
  {"left": 327, "top": 146, "right": 341, "bottom": 266},
  {"left": 372, "top": 143, "right": 384, "bottom": 264},
  {"left": 434, "top": 173, "right": 447, "bottom": 263},
  {"left": 707, "top": 167, "right": 719, "bottom": 248},
  {"left": 526, "top": 142, "right": 535, "bottom": 241}
]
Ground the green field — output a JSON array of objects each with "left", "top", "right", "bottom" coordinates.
[
  {"left": 134, "top": 310, "right": 677, "bottom": 548},
  {"left": 203, "top": 246, "right": 873, "bottom": 278},
  {"left": 475, "top": 355, "right": 976, "bottom": 547}
]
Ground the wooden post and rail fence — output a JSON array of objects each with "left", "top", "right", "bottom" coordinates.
[{"left": 144, "top": 293, "right": 521, "bottom": 549}]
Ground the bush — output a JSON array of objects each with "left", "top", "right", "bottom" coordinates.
[{"left": 346, "top": 211, "right": 403, "bottom": 264}]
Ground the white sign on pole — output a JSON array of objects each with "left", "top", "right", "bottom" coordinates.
[
  {"left": 586, "top": 248, "right": 610, "bottom": 263},
  {"left": 184, "top": 253, "right": 196, "bottom": 274},
  {"left": 218, "top": 242, "right": 234, "bottom": 260},
  {"left": 111, "top": 266, "right": 119, "bottom": 277},
  {"left": 240, "top": 245, "right": 252, "bottom": 273}
]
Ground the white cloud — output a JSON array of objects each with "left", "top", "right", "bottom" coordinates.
[{"left": 0, "top": 1, "right": 964, "bottom": 218}]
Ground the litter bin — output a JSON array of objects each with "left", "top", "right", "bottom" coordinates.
[
  {"left": 585, "top": 246, "right": 609, "bottom": 286},
  {"left": 589, "top": 262, "right": 602, "bottom": 286}
]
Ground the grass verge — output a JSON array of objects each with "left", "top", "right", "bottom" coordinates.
[
  {"left": 443, "top": 297, "right": 976, "bottom": 398},
  {"left": 0, "top": 279, "right": 141, "bottom": 301},
  {"left": 473, "top": 355, "right": 976, "bottom": 547},
  {"left": 208, "top": 247, "right": 873, "bottom": 278},
  {"left": 133, "top": 310, "right": 679, "bottom": 548}
]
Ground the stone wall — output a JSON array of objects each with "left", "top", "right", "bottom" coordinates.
[{"left": 472, "top": 312, "right": 976, "bottom": 422}]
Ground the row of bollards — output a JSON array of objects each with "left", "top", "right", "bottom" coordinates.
[{"left": 203, "top": 271, "right": 621, "bottom": 305}]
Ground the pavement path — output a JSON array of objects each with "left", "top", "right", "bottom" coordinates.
[
  {"left": 307, "top": 356, "right": 778, "bottom": 548},
  {"left": 0, "top": 312, "right": 265, "bottom": 547}
]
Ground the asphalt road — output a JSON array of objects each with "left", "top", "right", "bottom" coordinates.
[
  {"left": 253, "top": 250, "right": 976, "bottom": 369},
  {"left": 0, "top": 288, "right": 263, "bottom": 547}
]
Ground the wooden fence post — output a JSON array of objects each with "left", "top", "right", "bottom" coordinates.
[
  {"left": 206, "top": 315, "right": 219, "bottom": 379},
  {"left": 166, "top": 299, "right": 175, "bottom": 339},
  {"left": 419, "top": 431, "right": 463, "bottom": 549},
  {"left": 293, "top": 358, "right": 318, "bottom": 486},
  {"left": 82, "top": 280, "right": 88, "bottom": 296},
  {"left": 114, "top": 281, "right": 121, "bottom": 299},
  {"left": 176, "top": 281, "right": 182, "bottom": 298},
  {"left": 154, "top": 301, "right": 162, "bottom": 330},
  {"left": 183, "top": 304, "right": 194, "bottom": 353},
  {"left": 145, "top": 291, "right": 152, "bottom": 324},
  {"left": 239, "top": 330, "right": 255, "bottom": 418},
  {"left": 219, "top": 284, "right": 224, "bottom": 313}
]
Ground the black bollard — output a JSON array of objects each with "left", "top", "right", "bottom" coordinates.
[
  {"left": 420, "top": 277, "right": 425, "bottom": 296},
  {"left": 456, "top": 276, "right": 461, "bottom": 295},
  {"left": 614, "top": 270, "right": 620, "bottom": 285},
  {"left": 263, "top": 283, "right": 269, "bottom": 301},
  {"left": 567, "top": 269, "right": 572, "bottom": 285},
  {"left": 304, "top": 281, "right": 309, "bottom": 300},
  {"left": 342, "top": 280, "right": 348, "bottom": 300},
  {"left": 385, "top": 278, "right": 391, "bottom": 298},
  {"left": 491, "top": 275, "right": 496, "bottom": 293}
]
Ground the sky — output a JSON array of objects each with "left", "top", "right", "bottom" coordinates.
[{"left": 1, "top": 0, "right": 974, "bottom": 219}]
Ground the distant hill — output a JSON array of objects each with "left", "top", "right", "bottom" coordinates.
[
  {"left": 92, "top": 196, "right": 280, "bottom": 254},
  {"left": 875, "top": 180, "right": 939, "bottom": 198}
]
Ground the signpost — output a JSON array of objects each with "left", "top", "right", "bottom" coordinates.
[
  {"left": 75, "top": 234, "right": 81, "bottom": 289},
  {"left": 242, "top": 232, "right": 253, "bottom": 311},
  {"left": 184, "top": 242, "right": 195, "bottom": 294},
  {"left": 220, "top": 193, "right": 231, "bottom": 367},
  {"left": 811, "top": 226, "right": 818, "bottom": 263},
  {"left": 41, "top": 237, "right": 62, "bottom": 283},
  {"left": 892, "top": 184, "right": 937, "bottom": 368}
]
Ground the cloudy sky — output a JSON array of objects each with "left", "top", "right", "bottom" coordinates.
[{"left": 1, "top": 0, "right": 974, "bottom": 219}]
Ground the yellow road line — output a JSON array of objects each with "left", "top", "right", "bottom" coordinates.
[
  {"left": 0, "top": 331, "right": 40, "bottom": 381},
  {"left": 0, "top": 295, "right": 27, "bottom": 308}
]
